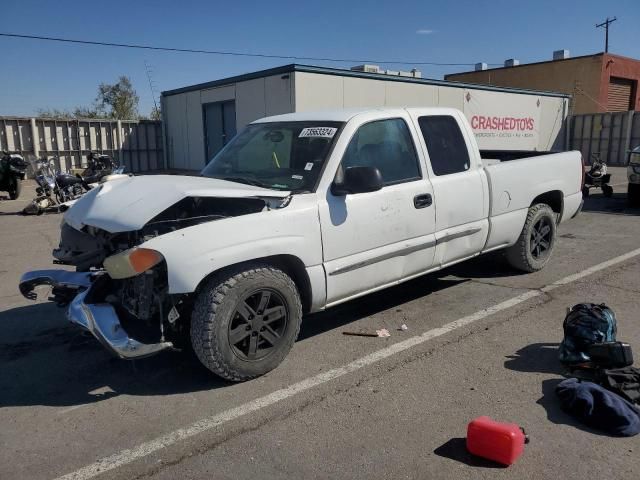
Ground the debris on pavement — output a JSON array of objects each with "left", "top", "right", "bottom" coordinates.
[
  {"left": 555, "top": 378, "right": 640, "bottom": 437},
  {"left": 399, "top": 323, "right": 409, "bottom": 331},
  {"left": 342, "top": 331, "right": 378, "bottom": 337},
  {"left": 342, "top": 328, "right": 391, "bottom": 338},
  {"left": 466, "top": 416, "right": 528, "bottom": 466},
  {"left": 559, "top": 303, "right": 617, "bottom": 365}
]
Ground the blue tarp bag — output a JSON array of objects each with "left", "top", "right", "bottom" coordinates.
[
  {"left": 556, "top": 378, "right": 640, "bottom": 436},
  {"left": 558, "top": 303, "right": 617, "bottom": 364}
]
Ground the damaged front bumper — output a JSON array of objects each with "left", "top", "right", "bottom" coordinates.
[{"left": 19, "top": 270, "right": 173, "bottom": 359}]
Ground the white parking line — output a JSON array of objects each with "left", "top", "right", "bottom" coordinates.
[{"left": 56, "top": 247, "right": 640, "bottom": 480}]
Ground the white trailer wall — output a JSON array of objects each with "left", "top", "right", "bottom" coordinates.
[
  {"left": 293, "top": 72, "right": 567, "bottom": 152},
  {"left": 162, "top": 74, "right": 293, "bottom": 170}
]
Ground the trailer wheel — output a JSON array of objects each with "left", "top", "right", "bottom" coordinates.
[
  {"left": 506, "top": 204, "right": 557, "bottom": 273},
  {"left": 628, "top": 184, "right": 640, "bottom": 207},
  {"left": 191, "top": 265, "right": 302, "bottom": 381},
  {"left": 8, "top": 178, "right": 21, "bottom": 200}
]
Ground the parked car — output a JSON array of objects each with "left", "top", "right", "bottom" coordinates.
[
  {"left": 19, "top": 107, "right": 584, "bottom": 381},
  {"left": 628, "top": 145, "right": 640, "bottom": 206}
]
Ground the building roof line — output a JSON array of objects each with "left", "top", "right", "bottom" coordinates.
[
  {"left": 161, "top": 64, "right": 570, "bottom": 99},
  {"left": 445, "top": 52, "right": 606, "bottom": 77}
]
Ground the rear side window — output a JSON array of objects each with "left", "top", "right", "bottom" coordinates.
[
  {"left": 341, "top": 118, "right": 421, "bottom": 185},
  {"left": 418, "top": 116, "right": 470, "bottom": 176}
]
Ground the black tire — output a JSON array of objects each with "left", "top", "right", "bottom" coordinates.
[
  {"left": 628, "top": 184, "right": 640, "bottom": 207},
  {"left": 602, "top": 184, "right": 613, "bottom": 198},
  {"left": 8, "top": 178, "right": 21, "bottom": 200},
  {"left": 506, "top": 204, "right": 557, "bottom": 273},
  {"left": 191, "top": 265, "right": 302, "bottom": 381},
  {"left": 582, "top": 186, "right": 590, "bottom": 198}
]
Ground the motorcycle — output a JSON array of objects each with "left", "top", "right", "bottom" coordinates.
[
  {"left": 24, "top": 157, "right": 60, "bottom": 214},
  {"left": 56, "top": 152, "right": 126, "bottom": 211},
  {"left": 0, "top": 151, "right": 29, "bottom": 199},
  {"left": 24, "top": 153, "right": 126, "bottom": 214},
  {"left": 582, "top": 153, "right": 613, "bottom": 198}
]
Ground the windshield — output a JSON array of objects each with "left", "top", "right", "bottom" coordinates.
[{"left": 201, "top": 121, "right": 343, "bottom": 192}]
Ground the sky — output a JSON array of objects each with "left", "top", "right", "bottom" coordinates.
[{"left": 1, "top": 0, "right": 639, "bottom": 117}]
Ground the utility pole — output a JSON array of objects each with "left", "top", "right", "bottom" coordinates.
[{"left": 596, "top": 17, "right": 617, "bottom": 53}]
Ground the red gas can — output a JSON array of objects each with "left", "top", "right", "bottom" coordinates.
[{"left": 466, "top": 416, "right": 528, "bottom": 466}]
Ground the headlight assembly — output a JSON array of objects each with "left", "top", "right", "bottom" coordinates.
[{"left": 104, "top": 247, "right": 164, "bottom": 279}]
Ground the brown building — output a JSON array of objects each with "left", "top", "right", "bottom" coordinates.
[{"left": 445, "top": 52, "right": 640, "bottom": 114}]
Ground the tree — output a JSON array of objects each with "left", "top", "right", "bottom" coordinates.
[
  {"left": 149, "top": 105, "right": 162, "bottom": 120},
  {"left": 38, "top": 76, "right": 141, "bottom": 120},
  {"left": 96, "top": 76, "right": 139, "bottom": 120}
]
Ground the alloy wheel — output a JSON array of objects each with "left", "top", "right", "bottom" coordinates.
[
  {"left": 530, "top": 217, "right": 553, "bottom": 259},
  {"left": 228, "top": 289, "right": 288, "bottom": 361}
]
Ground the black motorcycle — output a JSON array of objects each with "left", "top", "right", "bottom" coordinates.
[
  {"left": 24, "top": 153, "right": 122, "bottom": 214},
  {"left": 81, "top": 151, "right": 118, "bottom": 184},
  {"left": 0, "top": 151, "right": 29, "bottom": 199}
]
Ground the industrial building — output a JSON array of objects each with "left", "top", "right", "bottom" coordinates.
[
  {"left": 445, "top": 51, "right": 640, "bottom": 115},
  {"left": 161, "top": 64, "right": 570, "bottom": 171}
]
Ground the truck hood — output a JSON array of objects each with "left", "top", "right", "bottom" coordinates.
[{"left": 64, "top": 175, "right": 290, "bottom": 233}]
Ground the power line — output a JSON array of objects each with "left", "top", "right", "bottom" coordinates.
[{"left": 0, "top": 32, "right": 500, "bottom": 67}]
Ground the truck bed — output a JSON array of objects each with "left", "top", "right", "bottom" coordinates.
[{"left": 481, "top": 150, "right": 583, "bottom": 253}]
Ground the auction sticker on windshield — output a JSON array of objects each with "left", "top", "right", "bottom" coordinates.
[{"left": 299, "top": 127, "right": 337, "bottom": 138}]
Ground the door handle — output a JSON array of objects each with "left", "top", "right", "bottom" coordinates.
[{"left": 413, "top": 193, "right": 432, "bottom": 209}]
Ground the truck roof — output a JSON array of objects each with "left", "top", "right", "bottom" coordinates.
[{"left": 251, "top": 107, "right": 462, "bottom": 123}]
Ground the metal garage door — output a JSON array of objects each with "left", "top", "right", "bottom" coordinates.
[
  {"left": 608, "top": 77, "right": 633, "bottom": 112},
  {"left": 203, "top": 101, "right": 236, "bottom": 162}
]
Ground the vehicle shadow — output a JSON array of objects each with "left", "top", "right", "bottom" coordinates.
[
  {"left": 442, "top": 251, "right": 523, "bottom": 280},
  {"left": 0, "top": 303, "right": 225, "bottom": 408},
  {"left": 298, "top": 274, "right": 468, "bottom": 341},
  {"left": 582, "top": 192, "right": 640, "bottom": 216}
]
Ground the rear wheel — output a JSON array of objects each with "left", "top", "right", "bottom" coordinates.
[
  {"left": 8, "top": 178, "right": 21, "bottom": 200},
  {"left": 628, "top": 183, "right": 640, "bottom": 207},
  {"left": 506, "top": 204, "right": 557, "bottom": 273},
  {"left": 191, "top": 265, "right": 302, "bottom": 381}
]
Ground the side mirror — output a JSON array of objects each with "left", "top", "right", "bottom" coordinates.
[{"left": 331, "top": 166, "right": 383, "bottom": 196}]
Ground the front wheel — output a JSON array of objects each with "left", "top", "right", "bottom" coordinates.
[
  {"left": 191, "top": 265, "right": 302, "bottom": 381},
  {"left": 506, "top": 204, "right": 557, "bottom": 273},
  {"left": 8, "top": 177, "right": 21, "bottom": 200}
]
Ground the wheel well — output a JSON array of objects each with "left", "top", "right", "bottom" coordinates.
[
  {"left": 531, "top": 191, "right": 563, "bottom": 218},
  {"left": 196, "top": 255, "right": 313, "bottom": 314}
]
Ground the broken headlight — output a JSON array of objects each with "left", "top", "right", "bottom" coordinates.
[{"left": 104, "top": 247, "right": 164, "bottom": 279}]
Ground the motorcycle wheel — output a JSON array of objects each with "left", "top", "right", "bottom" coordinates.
[{"left": 8, "top": 178, "right": 21, "bottom": 200}]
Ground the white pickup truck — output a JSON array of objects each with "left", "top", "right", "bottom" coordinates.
[{"left": 19, "top": 107, "right": 583, "bottom": 381}]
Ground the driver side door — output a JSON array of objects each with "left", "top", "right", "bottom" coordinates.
[{"left": 318, "top": 116, "right": 437, "bottom": 306}]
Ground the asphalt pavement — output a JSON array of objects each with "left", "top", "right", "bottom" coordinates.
[{"left": 1, "top": 167, "right": 640, "bottom": 480}]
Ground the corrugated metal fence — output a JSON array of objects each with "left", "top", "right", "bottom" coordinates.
[
  {"left": 0, "top": 116, "right": 164, "bottom": 173},
  {"left": 568, "top": 111, "right": 640, "bottom": 165}
]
